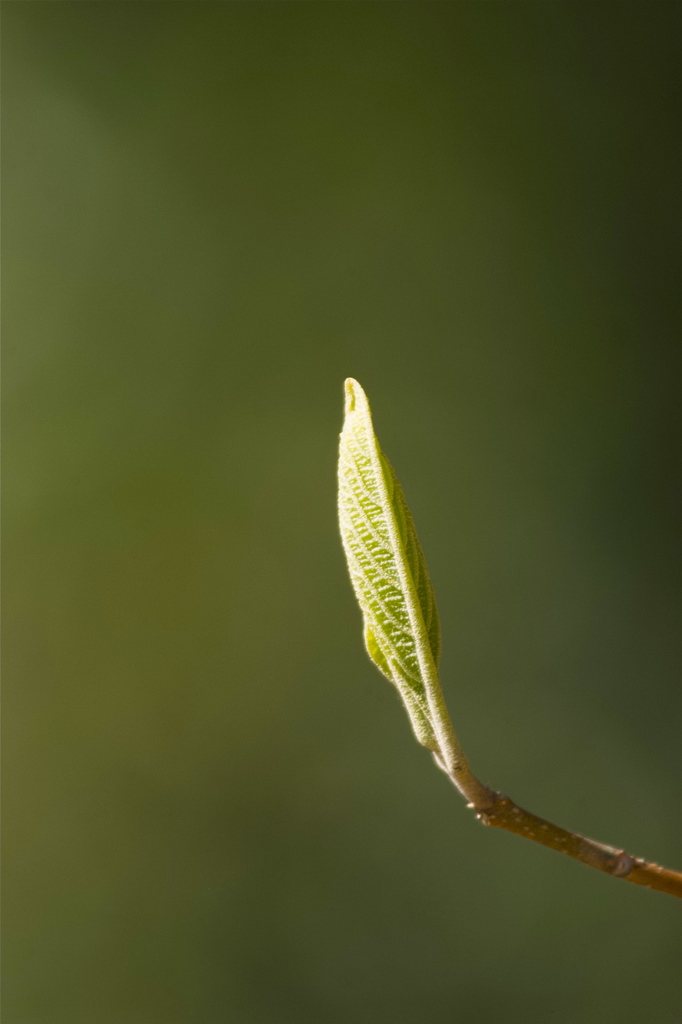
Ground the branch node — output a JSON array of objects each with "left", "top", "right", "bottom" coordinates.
[{"left": 611, "top": 852, "right": 635, "bottom": 878}]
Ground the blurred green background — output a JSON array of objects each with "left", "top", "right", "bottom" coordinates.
[{"left": 4, "top": 3, "right": 682, "bottom": 1022}]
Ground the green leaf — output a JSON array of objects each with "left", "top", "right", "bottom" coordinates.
[{"left": 337, "top": 378, "right": 444, "bottom": 752}]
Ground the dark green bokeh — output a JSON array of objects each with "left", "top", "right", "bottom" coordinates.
[{"left": 4, "top": 3, "right": 682, "bottom": 1021}]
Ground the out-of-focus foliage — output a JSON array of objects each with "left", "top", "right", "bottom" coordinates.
[{"left": 4, "top": 4, "right": 682, "bottom": 1023}]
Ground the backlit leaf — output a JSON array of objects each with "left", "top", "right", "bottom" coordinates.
[{"left": 337, "top": 378, "right": 444, "bottom": 752}]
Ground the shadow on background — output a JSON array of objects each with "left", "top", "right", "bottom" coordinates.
[{"left": 3, "top": 3, "right": 682, "bottom": 1022}]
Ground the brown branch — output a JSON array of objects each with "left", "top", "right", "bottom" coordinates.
[
  {"left": 470, "top": 791, "right": 682, "bottom": 899},
  {"left": 433, "top": 752, "right": 682, "bottom": 897}
]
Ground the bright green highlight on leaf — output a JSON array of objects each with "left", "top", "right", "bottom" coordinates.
[{"left": 337, "top": 378, "right": 449, "bottom": 754}]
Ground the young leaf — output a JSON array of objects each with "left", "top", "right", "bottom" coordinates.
[
  {"left": 336, "top": 380, "right": 682, "bottom": 898},
  {"left": 337, "top": 378, "right": 448, "bottom": 755}
]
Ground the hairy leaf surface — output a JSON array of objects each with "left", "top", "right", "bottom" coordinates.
[{"left": 338, "top": 378, "right": 442, "bottom": 750}]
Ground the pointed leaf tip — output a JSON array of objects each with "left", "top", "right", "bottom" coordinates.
[{"left": 343, "top": 377, "right": 365, "bottom": 416}]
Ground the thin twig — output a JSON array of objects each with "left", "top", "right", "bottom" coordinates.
[
  {"left": 479, "top": 792, "right": 682, "bottom": 899},
  {"left": 432, "top": 754, "right": 682, "bottom": 898}
]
